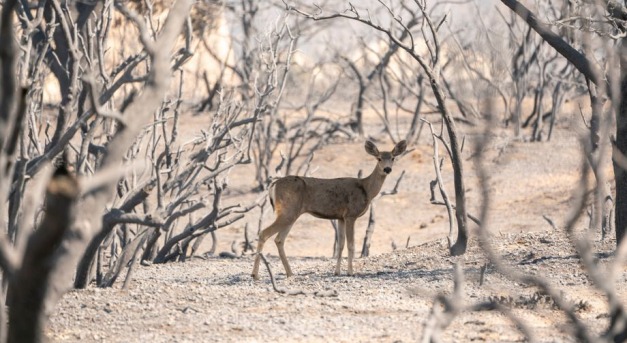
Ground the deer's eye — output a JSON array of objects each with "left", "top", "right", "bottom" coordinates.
[{"left": 377, "top": 158, "right": 382, "bottom": 161}]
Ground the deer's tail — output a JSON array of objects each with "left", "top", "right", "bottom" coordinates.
[{"left": 268, "top": 178, "right": 278, "bottom": 210}]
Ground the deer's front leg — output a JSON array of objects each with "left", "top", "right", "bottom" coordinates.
[
  {"left": 334, "top": 219, "right": 346, "bottom": 276},
  {"left": 345, "top": 218, "right": 356, "bottom": 276}
]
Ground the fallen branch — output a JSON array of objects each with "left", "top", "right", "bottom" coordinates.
[{"left": 259, "top": 254, "right": 305, "bottom": 296}]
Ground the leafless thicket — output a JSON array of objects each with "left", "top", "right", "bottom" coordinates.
[
  {"left": 492, "top": 0, "right": 625, "bottom": 244},
  {"left": 422, "top": 0, "right": 627, "bottom": 340},
  {"left": 461, "top": 2, "right": 579, "bottom": 141},
  {"left": 0, "top": 0, "right": 347, "bottom": 340},
  {"left": 0, "top": 0, "right": 200, "bottom": 341}
]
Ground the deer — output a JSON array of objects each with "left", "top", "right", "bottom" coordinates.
[{"left": 251, "top": 140, "right": 407, "bottom": 280}]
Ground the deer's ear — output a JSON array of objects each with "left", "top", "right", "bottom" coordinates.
[
  {"left": 392, "top": 140, "right": 407, "bottom": 156},
  {"left": 365, "top": 141, "right": 380, "bottom": 157}
]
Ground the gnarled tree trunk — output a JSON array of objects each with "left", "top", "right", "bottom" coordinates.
[{"left": 614, "top": 39, "right": 627, "bottom": 245}]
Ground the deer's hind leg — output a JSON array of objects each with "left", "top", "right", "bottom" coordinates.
[
  {"left": 252, "top": 215, "right": 297, "bottom": 280},
  {"left": 274, "top": 222, "right": 296, "bottom": 277}
]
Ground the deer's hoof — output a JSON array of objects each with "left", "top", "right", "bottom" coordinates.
[{"left": 252, "top": 273, "right": 260, "bottom": 281}]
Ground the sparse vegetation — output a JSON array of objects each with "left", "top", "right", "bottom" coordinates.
[{"left": 0, "top": 0, "right": 625, "bottom": 342}]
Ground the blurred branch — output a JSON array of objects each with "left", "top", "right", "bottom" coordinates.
[
  {"left": 499, "top": 0, "right": 603, "bottom": 83},
  {"left": 8, "top": 165, "right": 80, "bottom": 343}
]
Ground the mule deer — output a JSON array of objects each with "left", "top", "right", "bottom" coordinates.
[{"left": 251, "top": 140, "right": 407, "bottom": 280}]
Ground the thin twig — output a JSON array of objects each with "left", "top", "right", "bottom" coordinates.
[{"left": 259, "top": 254, "right": 305, "bottom": 296}]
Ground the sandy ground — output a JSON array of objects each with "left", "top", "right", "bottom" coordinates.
[
  {"left": 47, "top": 233, "right": 623, "bottom": 342},
  {"left": 46, "top": 113, "right": 625, "bottom": 342}
]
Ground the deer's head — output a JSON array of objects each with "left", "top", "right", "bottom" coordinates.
[{"left": 365, "top": 140, "right": 407, "bottom": 175}]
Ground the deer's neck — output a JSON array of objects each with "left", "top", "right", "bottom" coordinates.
[{"left": 362, "top": 166, "right": 387, "bottom": 202}]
